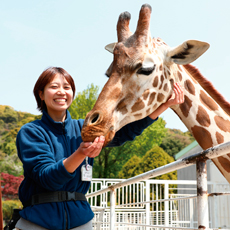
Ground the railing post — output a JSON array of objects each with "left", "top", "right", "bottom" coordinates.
[
  {"left": 164, "top": 182, "right": 169, "bottom": 227},
  {"left": 145, "top": 180, "right": 150, "bottom": 230},
  {"left": 196, "top": 160, "right": 209, "bottom": 230},
  {"left": 110, "top": 188, "right": 116, "bottom": 230}
]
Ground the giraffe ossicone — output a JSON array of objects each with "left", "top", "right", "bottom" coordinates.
[{"left": 81, "top": 4, "right": 230, "bottom": 183}]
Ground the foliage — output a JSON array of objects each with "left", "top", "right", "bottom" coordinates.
[
  {"left": 0, "top": 105, "right": 37, "bottom": 176},
  {"left": 118, "top": 155, "right": 141, "bottom": 178},
  {"left": 68, "top": 83, "right": 99, "bottom": 119},
  {"left": 2, "top": 199, "right": 22, "bottom": 222},
  {"left": 119, "top": 146, "right": 177, "bottom": 180},
  {"left": 160, "top": 128, "right": 194, "bottom": 158},
  {"left": 1, "top": 173, "right": 23, "bottom": 200}
]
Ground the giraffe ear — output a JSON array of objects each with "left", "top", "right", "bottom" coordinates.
[
  {"left": 167, "top": 40, "right": 210, "bottom": 65},
  {"left": 105, "top": 43, "right": 117, "bottom": 53}
]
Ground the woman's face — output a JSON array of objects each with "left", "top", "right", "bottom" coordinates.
[{"left": 39, "top": 74, "right": 73, "bottom": 120}]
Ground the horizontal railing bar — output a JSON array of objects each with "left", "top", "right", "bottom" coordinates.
[
  {"left": 208, "top": 192, "right": 230, "bottom": 197},
  {"left": 87, "top": 141, "right": 230, "bottom": 198},
  {"left": 116, "top": 195, "right": 197, "bottom": 207},
  {"left": 115, "top": 192, "right": 230, "bottom": 207}
]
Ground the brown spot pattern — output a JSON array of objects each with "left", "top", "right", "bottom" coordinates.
[
  {"left": 117, "top": 99, "right": 128, "bottom": 115},
  {"left": 148, "top": 92, "right": 156, "bottom": 106},
  {"left": 200, "top": 90, "right": 219, "bottom": 111},
  {"left": 152, "top": 103, "right": 158, "bottom": 110},
  {"left": 159, "top": 64, "right": 163, "bottom": 71},
  {"left": 191, "top": 126, "right": 213, "bottom": 150},
  {"left": 159, "top": 75, "right": 164, "bottom": 90},
  {"left": 196, "top": 106, "right": 211, "bottom": 127},
  {"left": 146, "top": 108, "right": 151, "bottom": 114},
  {"left": 142, "top": 90, "right": 150, "bottom": 100},
  {"left": 131, "top": 98, "right": 145, "bottom": 113},
  {"left": 184, "top": 79, "right": 195, "bottom": 95},
  {"left": 216, "top": 132, "right": 224, "bottom": 144},
  {"left": 134, "top": 113, "right": 142, "bottom": 119},
  {"left": 177, "top": 71, "right": 183, "bottom": 81},
  {"left": 179, "top": 95, "right": 192, "bottom": 117},
  {"left": 152, "top": 76, "right": 158, "bottom": 87},
  {"left": 164, "top": 69, "right": 168, "bottom": 79},
  {"left": 157, "top": 93, "right": 165, "bottom": 102},
  {"left": 163, "top": 83, "right": 169, "bottom": 92},
  {"left": 214, "top": 116, "right": 230, "bottom": 132},
  {"left": 217, "top": 155, "right": 230, "bottom": 173}
]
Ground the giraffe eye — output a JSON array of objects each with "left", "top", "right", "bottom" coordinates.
[{"left": 137, "top": 65, "right": 156, "bottom": 76}]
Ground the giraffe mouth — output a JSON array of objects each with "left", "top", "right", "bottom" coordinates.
[
  {"left": 103, "top": 126, "right": 115, "bottom": 147},
  {"left": 81, "top": 125, "right": 115, "bottom": 147}
]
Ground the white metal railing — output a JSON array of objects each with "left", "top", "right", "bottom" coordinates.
[{"left": 86, "top": 141, "right": 230, "bottom": 230}]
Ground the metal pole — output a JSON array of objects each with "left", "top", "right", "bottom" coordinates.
[
  {"left": 110, "top": 189, "right": 116, "bottom": 230},
  {"left": 145, "top": 181, "right": 150, "bottom": 230},
  {"left": 196, "top": 160, "right": 209, "bottom": 230},
  {"left": 164, "top": 183, "right": 169, "bottom": 227}
]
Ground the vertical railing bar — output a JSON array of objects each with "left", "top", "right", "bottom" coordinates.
[
  {"left": 110, "top": 188, "right": 116, "bottom": 230},
  {"left": 165, "top": 183, "right": 169, "bottom": 227},
  {"left": 146, "top": 180, "right": 150, "bottom": 230},
  {"left": 197, "top": 160, "right": 209, "bottom": 230}
]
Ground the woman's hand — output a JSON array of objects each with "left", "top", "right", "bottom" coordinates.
[
  {"left": 78, "top": 136, "right": 105, "bottom": 158},
  {"left": 165, "top": 83, "right": 184, "bottom": 107},
  {"left": 148, "top": 83, "right": 184, "bottom": 120},
  {"left": 63, "top": 136, "right": 105, "bottom": 173}
]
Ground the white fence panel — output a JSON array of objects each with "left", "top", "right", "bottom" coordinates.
[{"left": 88, "top": 179, "right": 230, "bottom": 230}]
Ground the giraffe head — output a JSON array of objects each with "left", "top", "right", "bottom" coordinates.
[{"left": 81, "top": 4, "right": 209, "bottom": 146}]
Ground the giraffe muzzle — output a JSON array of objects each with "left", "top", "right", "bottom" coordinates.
[{"left": 81, "top": 110, "right": 115, "bottom": 146}]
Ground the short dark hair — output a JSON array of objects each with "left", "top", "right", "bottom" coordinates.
[{"left": 33, "top": 67, "right": 76, "bottom": 112}]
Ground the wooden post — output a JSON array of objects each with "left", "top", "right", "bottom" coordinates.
[{"left": 0, "top": 178, "right": 3, "bottom": 230}]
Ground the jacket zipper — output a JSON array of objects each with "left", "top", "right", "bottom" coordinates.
[
  {"left": 62, "top": 122, "right": 65, "bottom": 134},
  {"left": 63, "top": 122, "right": 68, "bottom": 230}
]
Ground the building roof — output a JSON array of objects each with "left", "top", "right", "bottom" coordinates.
[{"left": 174, "top": 140, "right": 198, "bottom": 160}]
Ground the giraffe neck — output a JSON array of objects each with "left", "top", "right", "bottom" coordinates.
[
  {"left": 171, "top": 64, "right": 230, "bottom": 182},
  {"left": 172, "top": 64, "right": 230, "bottom": 150}
]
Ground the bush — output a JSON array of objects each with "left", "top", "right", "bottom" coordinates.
[
  {"left": 2, "top": 199, "right": 22, "bottom": 222},
  {"left": 1, "top": 173, "right": 23, "bottom": 199}
]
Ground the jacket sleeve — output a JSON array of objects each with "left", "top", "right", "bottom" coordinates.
[
  {"left": 107, "top": 116, "right": 158, "bottom": 147},
  {"left": 16, "top": 124, "right": 76, "bottom": 191}
]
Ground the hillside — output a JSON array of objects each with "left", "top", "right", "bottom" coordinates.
[{"left": 0, "top": 105, "right": 40, "bottom": 176}]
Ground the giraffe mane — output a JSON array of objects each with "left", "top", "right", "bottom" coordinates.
[{"left": 183, "top": 64, "right": 230, "bottom": 116}]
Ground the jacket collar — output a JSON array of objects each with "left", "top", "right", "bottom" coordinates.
[{"left": 41, "top": 110, "right": 71, "bottom": 134}]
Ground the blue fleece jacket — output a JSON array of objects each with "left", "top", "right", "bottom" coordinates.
[{"left": 16, "top": 110, "right": 156, "bottom": 230}]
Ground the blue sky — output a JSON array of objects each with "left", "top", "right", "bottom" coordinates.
[{"left": 1, "top": 0, "right": 230, "bottom": 132}]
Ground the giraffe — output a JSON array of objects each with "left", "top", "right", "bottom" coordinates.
[{"left": 81, "top": 4, "right": 230, "bottom": 183}]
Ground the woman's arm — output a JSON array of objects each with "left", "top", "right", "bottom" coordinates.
[
  {"left": 63, "top": 136, "right": 105, "bottom": 173},
  {"left": 148, "top": 83, "right": 184, "bottom": 120}
]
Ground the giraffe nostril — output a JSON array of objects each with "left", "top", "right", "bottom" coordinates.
[{"left": 89, "top": 112, "right": 101, "bottom": 125}]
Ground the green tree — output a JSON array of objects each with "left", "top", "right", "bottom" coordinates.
[
  {"left": 119, "top": 146, "right": 177, "bottom": 180},
  {"left": 0, "top": 106, "right": 37, "bottom": 176},
  {"left": 0, "top": 106, "right": 18, "bottom": 124},
  {"left": 160, "top": 129, "right": 194, "bottom": 157},
  {"left": 68, "top": 83, "right": 99, "bottom": 119},
  {"left": 118, "top": 155, "right": 141, "bottom": 178}
]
